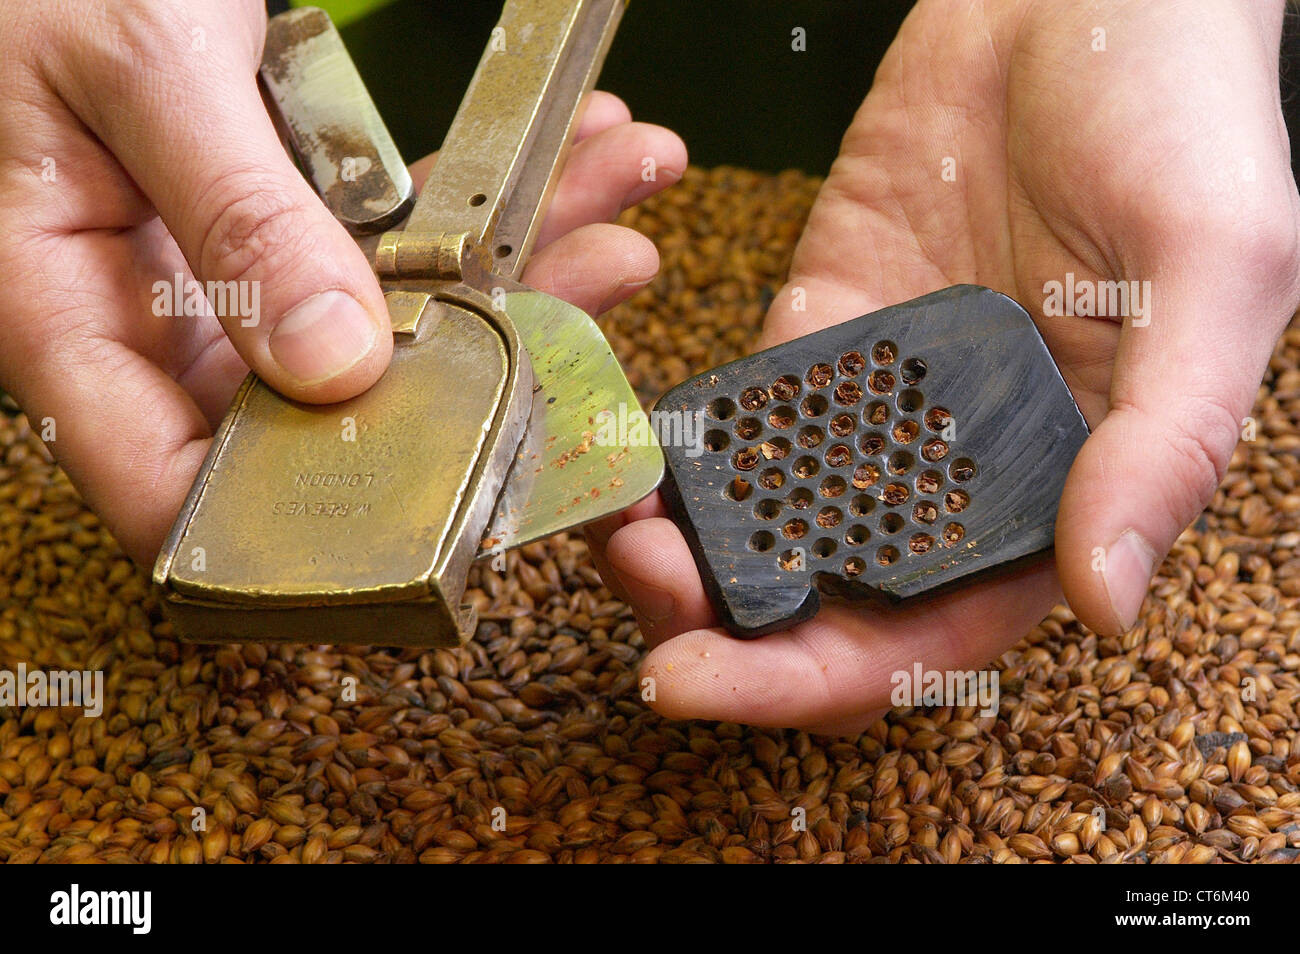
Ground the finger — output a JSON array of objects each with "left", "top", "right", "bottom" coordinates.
[
  {"left": 574, "top": 90, "right": 633, "bottom": 141},
  {"left": 639, "top": 558, "right": 1059, "bottom": 729},
  {"left": 405, "top": 90, "right": 639, "bottom": 194},
  {"left": 55, "top": 12, "right": 391, "bottom": 403},
  {"left": 802, "top": 709, "right": 887, "bottom": 739},
  {"left": 519, "top": 223, "right": 657, "bottom": 315},
  {"left": 407, "top": 153, "right": 438, "bottom": 195},
  {"left": 604, "top": 516, "right": 715, "bottom": 646},
  {"left": 173, "top": 329, "right": 249, "bottom": 427},
  {"left": 1056, "top": 259, "right": 1300, "bottom": 636},
  {"left": 584, "top": 494, "right": 667, "bottom": 603},
  {"left": 0, "top": 292, "right": 210, "bottom": 563},
  {"left": 533, "top": 122, "right": 686, "bottom": 251}
]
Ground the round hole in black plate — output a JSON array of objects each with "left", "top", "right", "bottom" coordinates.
[
  {"left": 812, "top": 538, "right": 837, "bottom": 559},
  {"left": 787, "top": 487, "right": 814, "bottom": 509},
  {"left": 900, "top": 357, "right": 927, "bottom": 384},
  {"left": 849, "top": 494, "right": 875, "bottom": 517},
  {"left": 706, "top": 397, "right": 736, "bottom": 421},
  {"left": 703, "top": 429, "right": 729, "bottom": 452},
  {"left": 724, "top": 477, "right": 752, "bottom": 501},
  {"left": 897, "top": 389, "right": 924, "bottom": 414}
]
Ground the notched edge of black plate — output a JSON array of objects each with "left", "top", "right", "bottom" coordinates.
[{"left": 659, "top": 465, "right": 822, "bottom": 638}]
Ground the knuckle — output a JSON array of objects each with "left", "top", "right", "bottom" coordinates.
[
  {"left": 1234, "top": 202, "right": 1300, "bottom": 299},
  {"left": 1153, "top": 394, "right": 1241, "bottom": 516},
  {"left": 80, "top": 3, "right": 178, "bottom": 79},
  {"left": 196, "top": 177, "right": 303, "bottom": 282},
  {"left": 70, "top": 2, "right": 262, "bottom": 89},
  {"left": 74, "top": 27, "right": 150, "bottom": 97}
]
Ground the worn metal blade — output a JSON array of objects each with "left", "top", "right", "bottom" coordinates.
[
  {"left": 655, "top": 285, "right": 1089, "bottom": 637},
  {"left": 260, "top": 7, "right": 414, "bottom": 235}
]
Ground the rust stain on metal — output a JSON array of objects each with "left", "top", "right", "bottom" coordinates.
[{"left": 552, "top": 431, "right": 596, "bottom": 468}]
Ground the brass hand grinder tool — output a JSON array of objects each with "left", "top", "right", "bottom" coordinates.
[{"left": 154, "top": 1, "right": 1089, "bottom": 644}]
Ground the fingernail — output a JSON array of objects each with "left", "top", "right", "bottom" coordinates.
[
  {"left": 612, "top": 566, "right": 675, "bottom": 624},
  {"left": 595, "top": 278, "right": 653, "bottom": 316},
  {"left": 650, "top": 166, "right": 684, "bottom": 188},
  {"left": 1103, "top": 528, "right": 1157, "bottom": 631},
  {"left": 619, "top": 167, "right": 683, "bottom": 212},
  {"left": 269, "top": 291, "right": 379, "bottom": 384}
]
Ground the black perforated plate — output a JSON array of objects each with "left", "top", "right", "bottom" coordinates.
[{"left": 655, "top": 285, "right": 1089, "bottom": 637}]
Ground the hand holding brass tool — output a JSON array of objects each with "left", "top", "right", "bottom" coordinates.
[
  {"left": 0, "top": 0, "right": 682, "bottom": 570},
  {"left": 155, "top": 1, "right": 675, "bottom": 645}
]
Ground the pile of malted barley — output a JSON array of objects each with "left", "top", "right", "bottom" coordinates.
[{"left": 0, "top": 167, "right": 1297, "bottom": 863}]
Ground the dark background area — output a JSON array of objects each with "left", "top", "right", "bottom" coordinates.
[
  {"left": 318, "top": 0, "right": 1300, "bottom": 180},
  {"left": 335, "top": 0, "right": 910, "bottom": 175}
]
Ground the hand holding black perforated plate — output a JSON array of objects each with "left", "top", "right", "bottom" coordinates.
[{"left": 655, "top": 285, "right": 1089, "bottom": 637}]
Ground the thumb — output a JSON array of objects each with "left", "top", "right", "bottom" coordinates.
[
  {"left": 61, "top": 12, "right": 391, "bottom": 402},
  {"left": 1056, "top": 260, "right": 1299, "bottom": 637}
]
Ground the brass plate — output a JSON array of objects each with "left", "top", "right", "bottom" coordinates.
[{"left": 155, "top": 295, "right": 529, "bottom": 645}]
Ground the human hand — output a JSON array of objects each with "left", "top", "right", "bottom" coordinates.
[
  {"left": 590, "top": 0, "right": 1300, "bottom": 733},
  {"left": 0, "top": 0, "right": 686, "bottom": 564}
]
